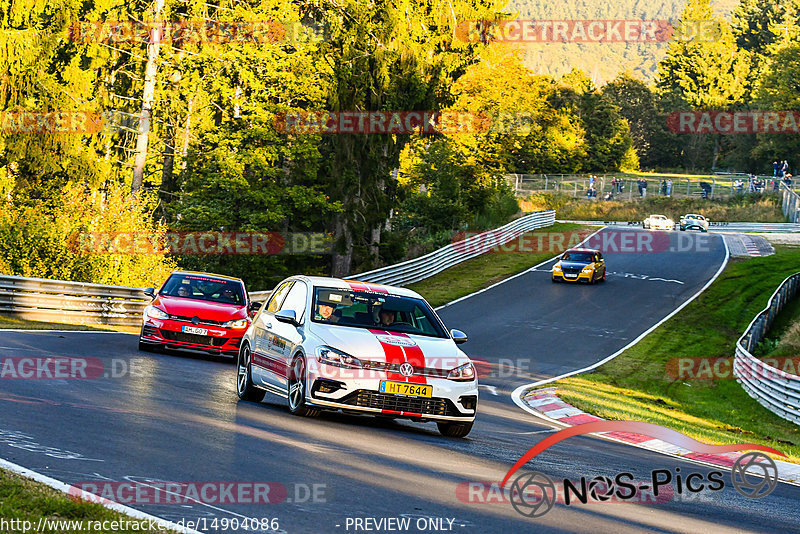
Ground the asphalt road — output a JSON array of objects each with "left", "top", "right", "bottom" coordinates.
[{"left": 1, "top": 228, "right": 799, "bottom": 533}]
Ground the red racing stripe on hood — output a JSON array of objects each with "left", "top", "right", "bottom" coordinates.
[
  {"left": 368, "top": 329, "right": 407, "bottom": 382},
  {"left": 389, "top": 332, "right": 427, "bottom": 385}
]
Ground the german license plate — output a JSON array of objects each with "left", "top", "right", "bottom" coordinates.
[
  {"left": 564, "top": 274, "right": 578, "bottom": 278},
  {"left": 182, "top": 326, "right": 208, "bottom": 335},
  {"left": 380, "top": 381, "right": 432, "bottom": 398}
]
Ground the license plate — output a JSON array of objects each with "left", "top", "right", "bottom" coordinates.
[
  {"left": 564, "top": 274, "right": 578, "bottom": 278},
  {"left": 380, "top": 381, "right": 433, "bottom": 398},
  {"left": 182, "top": 326, "right": 208, "bottom": 335}
]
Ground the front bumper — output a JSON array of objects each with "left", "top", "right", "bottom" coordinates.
[
  {"left": 306, "top": 371, "right": 478, "bottom": 422},
  {"left": 552, "top": 270, "right": 594, "bottom": 283},
  {"left": 140, "top": 318, "right": 244, "bottom": 356}
]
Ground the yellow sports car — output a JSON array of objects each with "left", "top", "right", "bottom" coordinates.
[{"left": 552, "top": 248, "right": 606, "bottom": 284}]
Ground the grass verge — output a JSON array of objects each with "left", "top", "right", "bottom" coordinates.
[
  {"left": 520, "top": 192, "right": 785, "bottom": 223},
  {"left": 544, "top": 246, "right": 800, "bottom": 463},
  {"left": 0, "top": 315, "right": 138, "bottom": 334},
  {"left": 407, "top": 223, "right": 597, "bottom": 308},
  {"left": 0, "top": 468, "right": 178, "bottom": 533}
]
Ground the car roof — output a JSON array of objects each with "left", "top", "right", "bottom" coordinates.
[
  {"left": 290, "top": 276, "right": 423, "bottom": 299},
  {"left": 650, "top": 214, "right": 667, "bottom": 218},
  {"left": 170, "top": 270, "right": 244, "bottom": 283},
  {"left": 563, "top": 248, "right": 600, "bottom": 254},
  {"left": 684, "top": 214, "right": 704, "bottom": 217}
]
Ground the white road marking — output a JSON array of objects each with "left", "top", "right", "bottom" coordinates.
[{"left": 478, "top": 384, "right": 498, "bottom": 395}]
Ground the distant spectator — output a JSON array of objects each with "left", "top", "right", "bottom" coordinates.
[
  {"left": 641, "top": 179, "right": 648, "bottom": 198},
  {"left": 603, "top": 191, "right": 613, "bottom": 201},
  {"left": 781, "top": 160, "right": 789, "bottom": 178},
  {"left": 661, "top": 179, "right": 667, "bottom": 196},
  {"left": 774, "top": 161, "right": 779, "bottom": 177},
  {"left": 667, "top": 179, "right": 673, "bottom": 196}
]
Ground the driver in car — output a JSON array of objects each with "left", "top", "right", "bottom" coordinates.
[
  {"left": 377, "top": 308, "right": 397, "bottom": 327},
  {"left": 314, "top": 301, "right": 340, "bottom": 323},
  {"left": 177, "top": 285, "right": 191, "bottom": 297}
]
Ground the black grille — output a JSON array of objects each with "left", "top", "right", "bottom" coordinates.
[
  {"left": 361, "top": 361, "right": 448, "bottom": 378},
  {"left": 562, "top": 267, "right": 582, "bottom": 274},
  {"left": 159, "top": 330, "right": 226, "bottom": 346},
  {"left": 168, "top": 315, "right": 225, "bottom": 326},
  {"left": 339, "top": 390, "right": 457, "bottom": 416}
]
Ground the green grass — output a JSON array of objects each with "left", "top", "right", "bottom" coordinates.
[
  {"left": 0, "top": 315, "right": 138, "bottom": 333},
  {"left": 543, "top": 246, "right": 800, "bottom": 463},
  {"left": 0, "top": 469, "right": 178, "bottom": 533},
  {"left": 521, "top": 192, "right": 785, "bottom": 223},
  {"left": 407, "top": 223, "right": 597, "bottom": 308}
]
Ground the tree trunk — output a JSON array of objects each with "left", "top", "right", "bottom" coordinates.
[
  {"left": 131, "top": 0, "right": 165, "bottom": 195},
  {"left": 180, "top": 96, "right": 194, "bottom": 171},
  {"left": 711, "top": 134, "right": 720, "bottom": 171},
  {"left": 331, "top": 216, "right": 353, "bottom": 277}
]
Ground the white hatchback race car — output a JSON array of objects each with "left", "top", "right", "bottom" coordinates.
[
  {"left": 236, "top": 276, "right": 478, "bottom": 437},
  {"left": 642, "top": 214, "right": 675, "bottom": 231}
]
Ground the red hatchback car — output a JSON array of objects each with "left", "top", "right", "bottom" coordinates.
[{"left": 139, "top": 271, "right": 259, "bottom": 357}]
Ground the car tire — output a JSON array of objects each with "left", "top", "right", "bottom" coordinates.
[
  {"left": 552, "top": 277, "right": 559, "bottom": 283},
  {"left": 600, "top": 270, "right": 606, "bottom": 282},
  {"left": 680, "top": 226, "right": 685, "bottom": 231},
  {"left": 237, "top": 343, "right": 266, "bottom": 402},
  {"left": 288, "top": 355, "right": 319, "bottom": 417},
  {"left": 437, "top": 421, "right": 473, "bottom": 438}
]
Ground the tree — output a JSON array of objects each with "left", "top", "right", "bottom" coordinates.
[
  {"left": 305, "top": 0, "right": 504, "bottom": 276},
  {"left": 602, "top": 72, "right": 680, "bottom": 169},
  {"left": 657, "top": 0, "right": 751, "bottom": 169}
]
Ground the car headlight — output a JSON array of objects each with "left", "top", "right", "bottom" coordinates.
[
  {"left": 223, "top": 318, "right": 249, "bottom": 329},
  {"left": 448, "top": 362, "right": 476, "bottom": 381},
  {"left": 144, "top": 305, "right": 169, "bottom": 320},
  {"left": 316, "top": 346, "right": 363, "bottom": 368},
  {"left": 581, "top": 267, "right": 593, "bottom": 273},
  {"left": 553, "top": 264, "right": 562, "bottom": 271}
]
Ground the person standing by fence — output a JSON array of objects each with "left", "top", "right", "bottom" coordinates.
[
  {"left": 667, "top": 179, "right": 672, "bottom": 196},
  {"left": 642, "top": 179, "right": 648, "bottom": 198},
  {"left": 774, "top": 161, "right": 779, "bottom": 177}
]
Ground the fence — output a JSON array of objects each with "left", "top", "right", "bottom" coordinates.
[
  {"left": 0, "top": 274, "right": 151, "bottom": 326},
  {"left": 508, "top": 173, "right": 791, "bottom": 200},
  {"left": 346, "top": 210, "right": 555, "bottom": 286},
  {"left": 734, "top": 272, "right": 800, "bottom": 425}
]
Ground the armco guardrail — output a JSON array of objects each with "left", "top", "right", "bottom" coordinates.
[
  {"left": 782, "top": 182, "right": 800, "bottom": 223},
  {"left": 347, "top": 210, "right": 556, "bottom": 286},
  {"left": 0, "top": 274, "right": 150, "bottom": 326},
  {"left": 734, "top": 272, "right": 800, "bottom": 425}
]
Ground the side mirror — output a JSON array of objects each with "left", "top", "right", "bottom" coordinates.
[
  {"left": 451, "top": 329, "right": 468, "bottom": 344},
  {"left": 248, "top": 301, "right": 262, "bottom": 317},
  {"left": 144, "top": 288, "right": 155, "bottom": 298},
  {"left": 275, "top": 309, "right": 299, "bottom": 326}
]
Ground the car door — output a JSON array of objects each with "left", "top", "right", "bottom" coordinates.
[
  {"left": 595, "top": 252, "right": 605, "bottom": 276},
  {"left": 266, "top": 280, "right": 308, "bottom": 391},
  {"left": 251, "top": 280, "right": 293, "bottom": 388}
]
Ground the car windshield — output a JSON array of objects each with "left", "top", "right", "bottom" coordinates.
[
  {"left": 561, "top": 252, "right": 595, "bottom": 263},
  {"left": 160, "top": 274, "right": 245, "bottom": 305},
  {"left": 311, "top": 287, "right": 448, "bottom": 338},
  {"left": 652, "top": 215, "right": 666, "bottom": 220}
]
